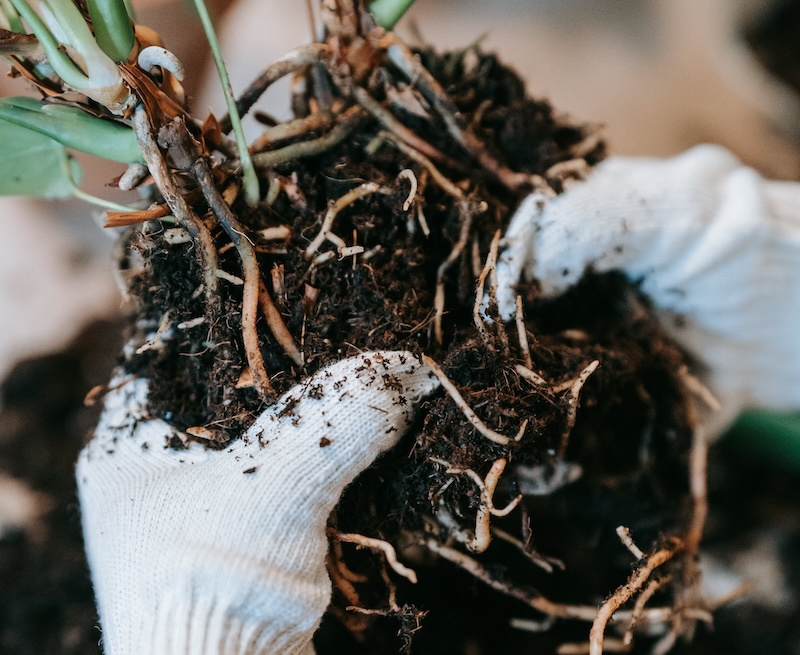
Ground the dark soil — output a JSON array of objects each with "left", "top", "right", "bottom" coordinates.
[
  {"left": 319, "top": 271, "right": 699, "bottom": 654},
  {"left": 745, "top": 0, "right": 800, "bottom": 97},
  {"left": 115, "top": 32, "right": 708, "bottom": 651},
  {"left": 0, "top": 320, "right": 122, "bottom": 655}
]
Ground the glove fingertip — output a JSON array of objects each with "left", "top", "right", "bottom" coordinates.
[{"left": 245, "top": 351, "right": 438, "bottom": 474}]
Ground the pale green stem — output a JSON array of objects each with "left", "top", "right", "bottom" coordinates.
[
  {"left": 8, "top": 0, "right": 91, "bottom": 88},
  {"left": 70, "top": 184, "right": 139, "bottom": 212},
  {"left": 58, "top": 151, "right": 139, "bottom": 211},
  {"left": 0, "top": 0, "right": 24, "bottom": 32},
  {"left": 191, "top": 0, "right": 260, "bottom": 206},
  {"left": 39, "top": 0, "right": 120, "bottom": 85},
  {"left": 121, "top": 0, "right": 134, "bottom": 20},
  {"left": 369, "top": 0, "right": 416, "bottom": 29},
  {"left": 86, "top": 0, "right": 134, "bottom": 62}
]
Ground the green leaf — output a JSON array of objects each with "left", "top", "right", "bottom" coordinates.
[
  {"left": 0, "top": 115, "right": 81, "bottom": 198},
  {"left": 0, "top": 96, "right": 143, "bottom": 163}
]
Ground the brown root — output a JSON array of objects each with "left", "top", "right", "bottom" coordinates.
[{"left": 588, "top": 538, "right": 683, "bottom": 655}]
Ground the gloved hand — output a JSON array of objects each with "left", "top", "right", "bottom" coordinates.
[
  {"left": 77, "top": 352, "right": 438, "bottom": 655},
  {"left": 498, "top": 144, "right": 800, "bottom": 433}
]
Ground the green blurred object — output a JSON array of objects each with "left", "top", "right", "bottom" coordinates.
[
  {"left": 369, "top": 0, "right": 416, "bottom": 29},
  {"left": 0, "top": 117, "right": 81, "bottom": 198},
  {"left": 724, "top": 409, "right": 800, "bottom": 472},
  {"left": 0, "top": 97, "right": 143, "bottom": 164}
]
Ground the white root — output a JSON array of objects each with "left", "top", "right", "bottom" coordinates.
[
  {"left": 487, "top": 235, "right": 509, "bottom": 356},
  {"left": 422, "top": 355, "right": 527, "bottom": 446},
  {"left": 325, "top": 232, "right": 347, "bottom": 249},
  {"left": 177, "top": 316, "right": 206, "bottom": 330},
  {"left": 258, "top": 226, "right": 292, "bottom": 242},
  {"left": 515, "top": 295, "right": 534, "bottom": 369},
  {"left": 397, "top": 168, "right": 417, "bottom": 211},
  {"left": 622, "top": 576, "right": 670, "bottom": 647},
  {"left": 679, "top": 367, "right": 713, "bottom": 556},
  {"left": 305, "top": 182, "right": 392, "bottom": 258},
  {"left": 383, "top": 132, "right": 464, "bottom": 200},
  {"left": 680, "top": 366, "right": 721, "bottom": 412},
  {"left": 328, "top": 530, "right": 417, "bottom": 584},
  {"left": 135, "top": 310, "right": 174, "bottom": 355},
  {"left": 271, "top": 264, "right": 285, "bottom": 302},
  {"left": 338, "top": 245, "right": 365, "bottom": 259},
  {"left": 216, "top": 269, "right": 244, "bottom": 285},
  {"left": 516, "top": 364, "right": 548, "bottom": 387},
  {"left": 353, "top": 87, "right": 452, "bottom": 168},
  {"left": 588, "top": 541, "right": 681, "bottom": 655},
  {"left": 426, "top": 537, "right": 712, "bottom": 630},
  {"left": 118, "top": 162, "right": 149, "bottom": 191},
  {"left": 384, "top": 38, "right": 536, "bottom": 192},
  {"left": 265, "top": 177, "right": 282, "bottom": 206},
  {"left": 163, "top": 228, "right": 191, "bottom": 245},
  {"left": 258, "top": 282, "right": 304, "bottom": 367},
  {"left": 330, "top": 538, "right": 369, "bottom": 584},
  {"left": 434, "top": 202, "right": 481, "bottom": 344},
  {"left": 416, "top": 203, "right": 431, "bottom": 237},
  {"left": 472, "top": 229, "right": 502, "bottom": 345},
  {"left": 137, "top": 45, "right": 185, "bottom": 81},
  {"left": 557, "top": 639, "right": 630, "bottom": 655},
  {"left": 434, "top": 457, "right": 523, "bottom": 553},
  {"left": 616, "top": 526, "right": 645, "bottom": 561},
  {"left": 492, "top": 526, "right": 564, "bottom": 573},
  {"left": 471, "top": 235, "right": 482, "bottom": 279},
  {"left": 557, "top": 360, "right": 600, "bottom": 459}
]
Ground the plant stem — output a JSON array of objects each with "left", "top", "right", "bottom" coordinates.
[
  {"left": 0, "top": 0, "right": 24, "bottom": 33},
  {"left": 70, "top": 185, "right": 139, "bottom": 212},
  {"left": 252, "top": 106, "right": 362, "bottom": 171},
  {"left": 132, "top": 107, "right": 220, "bottom": 305},
  {"left": 369, "top": 0, "right": 416, "bottom": 29},
  {"left": 218, "top": 43, "right": 327, "bottom": 134},
  {"left": 86, "top": 0, "right": 135, "bottom": 62},
  {"left": 190, "top": 156, "right": 274, "bottom": 398},
  {"left": 190, "top": 0, "right": 260, "bottom": 206},
  {"left": 8, "top": 0, "right": 91, "bottom": 88},
  {"left": 37, "top": 0, "right": 121, "bottom": 87}
]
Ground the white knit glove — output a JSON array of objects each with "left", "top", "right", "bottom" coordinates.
[
  {"left": 77, "top": 351, "right": 438, "bottom": 655},
  {"left": 498, "top": 144, "right": 800, "bottom": 433}
]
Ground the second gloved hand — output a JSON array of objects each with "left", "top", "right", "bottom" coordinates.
[{"left": 498, "top": 145, "right": 800, "bottom": 431}]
